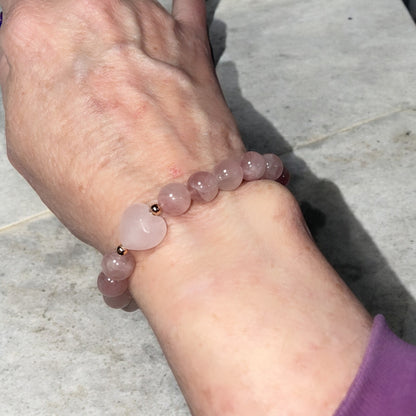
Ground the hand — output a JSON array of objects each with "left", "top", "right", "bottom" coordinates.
[{"left": 1, "top": 0, "right": 245, "bottom": 251}]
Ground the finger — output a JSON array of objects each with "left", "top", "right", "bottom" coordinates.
[{"left": 172, "top": 0, "right": 206, "bottom": 33}]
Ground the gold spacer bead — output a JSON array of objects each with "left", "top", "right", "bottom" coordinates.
[
  {"left": 116, "top": 245, "right": 128, "bottom": 256},
  {"left": 150, "top": 204, "right": 162, "bottom": 216}
]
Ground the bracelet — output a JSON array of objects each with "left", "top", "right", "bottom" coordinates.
[{"left": 97, "top": 151, "right": 290, "bottom": 311}]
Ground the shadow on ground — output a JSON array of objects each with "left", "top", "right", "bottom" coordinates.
[{"left": 207, "top": 0, "right": 416, "bottom": 343}]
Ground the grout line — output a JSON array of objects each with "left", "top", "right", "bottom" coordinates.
[
  {"left": 0, "top": 210, "right": 52, "bottom": 233},
  {"left": 290, "top": 107, "right": 414, "bottom": 152}
]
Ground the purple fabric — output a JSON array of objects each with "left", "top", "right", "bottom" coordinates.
[{"left": 334, "top": 315, "right": 416, "bottom": 416}]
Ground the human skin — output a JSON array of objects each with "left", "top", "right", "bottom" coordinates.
[{"left": 1, "top": 0, "right": 372, "bottom": 414}]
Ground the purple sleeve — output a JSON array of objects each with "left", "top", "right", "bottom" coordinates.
[{"left": 334, "top": 315, "right": 416, "bottom": 416}]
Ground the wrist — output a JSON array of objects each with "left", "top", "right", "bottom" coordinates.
[
  {"left": 127, "top": 180, "right": 308, "bottom": 314},
  {"left": 93, "top": 131, "right": 245, "bottom": 255},
  {"left": 126, "top": 180, "right": 371, "bottom": 415},
  {"left": 97, "top": 148, "right": 296, "bottom": 312}
]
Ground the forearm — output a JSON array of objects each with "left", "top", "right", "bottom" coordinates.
[
  {"left": 0, "top": 2, "right": 371, "bottom": 412},
  {"left": 129, "top": 180, "right": 372, "bottom": 416}
]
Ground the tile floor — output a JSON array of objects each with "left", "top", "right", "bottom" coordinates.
[{"left": 1, "top": 0, "right": 415, "bottom": 414}]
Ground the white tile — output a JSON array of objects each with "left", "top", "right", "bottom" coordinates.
[
  {"left": 214, "top": 0, "right": 416, "bottom": 149},
  {"left": 0, "top": 216, "right": 189, "bottom": 416}
]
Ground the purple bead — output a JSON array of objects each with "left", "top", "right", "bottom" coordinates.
[
  {"left": 103, "top": 291, "right": 132, "bottom": 309},
  {"left": 214, "top": 158, "right": 244, "bottom": 191},
  {"left": 241, "top": 151, "right": 266, "bottom": 181},
  {"left": 187, "top": 171, "right": 219, "bottom": 202},
  {"left": 97, "top": 272, "right": 129, "bottom": 297},
  {"left": 101, "top": 251, "right": 135, "bottom": 281},
  {"left": 263, "top": 153, "right": 284, "bottom": 180},
  {"left": 277, "top": 166, "right": 290, "bottom": 186},
  {"left": 158, "top": 183, "right": 191, "bottom": 216}
]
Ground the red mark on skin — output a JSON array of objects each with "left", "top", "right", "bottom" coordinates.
[{"left": 169, "top": 165, "right": 183, "bottom": 179}]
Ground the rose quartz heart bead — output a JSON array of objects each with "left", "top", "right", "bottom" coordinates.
[
  {"left": 263, "top": 153, "right": 284, "bottom": 180},
  {"left": 187, "top": 171, "right": 219, "bottom": 202},
  {"left": 214, "top": 158, "right": 244, "bottom": 191},
  {"left": 241, "top": 151, "right": 266, "bottom": 181},
  {"left": 119, "top": 203, "right": 167, "bottom": 251},
  {"left": 158, "top": 183, "right": 191, "bottom": 216}
]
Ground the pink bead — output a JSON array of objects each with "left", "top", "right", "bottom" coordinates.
[
  {"left": 97, "top": 272, "right": 129, "bottom": 297},
  {"left": 187, "top": 171, "right": 219, "bottom": 202},
  {"left": 214, "top": 158, "right": 244, "bottom": 191},
  {"left": 103, "top": 291, "right": 132, "bottom": 309},
  {"left": 123, "top": 299, "right": 140, "bottom": 312},
  {"left": 263, "top": 153, "right": 284, "bottom": 180},
  {"left": 277, "top": 166, "right": 290, "bottom": 186},
  {"left": 158, "top": 183, "right": 191, "bottom": 216},
  {"left": 119, "top": 203, "right": 167, "bottom": 250},
  {"left": 101, "top": 251, "right": 135, "bottom": 281},
  {"left": 241, "top": 151, "right": 266, "bottom": 181}
]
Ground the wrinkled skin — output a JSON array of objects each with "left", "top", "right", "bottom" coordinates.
[
  {"left": 1, "top": 0, "right": 244, "bottom": 251},
  {"left": 1, "top": 3, "right": 375, "bottom": 415}
]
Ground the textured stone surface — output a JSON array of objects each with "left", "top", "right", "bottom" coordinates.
[
  {"left": 213, "top": 0, "right": 416, "bottom": 151},
  {"left": 1, "top": 0, "right": 416, "bottom": 414},
  {"left": 0, "top": 113, "right": 48, "bottom": 229},
  {"left": 0, "top": 217, "right": 189, "bottom": 416},
  {"left": 284, "top": 110, "right": 416, "bottom": 343}
]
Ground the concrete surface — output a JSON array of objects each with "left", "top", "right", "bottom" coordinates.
[{"left": 1, "top": 0, "right": 415, "bottom": 414}]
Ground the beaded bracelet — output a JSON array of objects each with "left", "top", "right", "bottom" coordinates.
[{"left": 97, "top": 151, "right": 290, "bottom": 311}]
